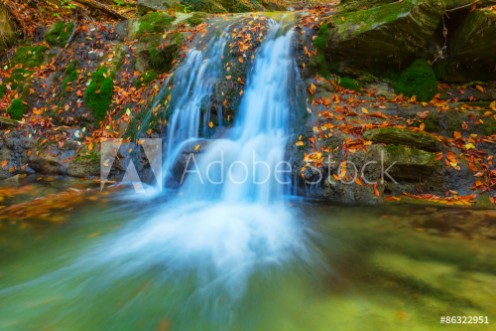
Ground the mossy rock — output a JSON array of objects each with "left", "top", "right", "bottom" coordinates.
[
  {"left": 136, "top": 70, "right": 158, "bottom": 87},
  {"left": 319, "top": 0, "right": 445, "bottom": 75},
  {"left": 44, "top": 21, "right": 75, "bottom": 47},
  {"left": 339, "top": 0, "right": 397, "bottom": 12},
  {"left": 448, "top": 8, "right": 496, "bottom": 81},
  {"left": 179, "top": 0, "right": 227, "bottom": 13},
  {"left": 148, "top": 32, "right": 183, "bottom": 72},
  {"left": 395, "top": 59, "right": 438, "bottom": 101},
  {"left": 137, "top": 0, "right": 181, "bottom": 14},
  {"left": 137, "top": 12, "right": 174, "bottom": 36},
  {"left": 186, "top": 12, "right": 207, "bottom": 26},
  {"left": 363, "top": 127, "right": 443, "bottom": 152},
  {"left": 12, "top": 45, "right": 48, "bottom": 67},
  {"left": 0, "top": 68, "right": 33, "bottom": 99},
  {"left": 382, "top": 145, "right": 441, "bottom": 181},
  {"left": 336, "top": 76, "right": 361, "bottom": 91},
  {"left": 68, "top": 151, "right": 100, "bottom": 178},
  {"left": 84, "top": 67, "right": 114, "bottom": 121},
  {"left": 7, "top": 99, "right": 27, "bottom": 120}
]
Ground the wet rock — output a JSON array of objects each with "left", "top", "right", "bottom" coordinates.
[
  {"left": 448, "top": 7, "right": 496, "bottom": 81},
  {"left": 319, "top": 0, "right": 445, "bottom": 74},
  {"left": 0, "top": 147, "right": 11, "bottom": 179},
  {"left": 363, "top": 127, "right": 444, "bottom": 152},
  {"left": 67, "top": 156, "right": 100, "bottom": 178},
  {"left": 0, "top": 174, "right": 27, "bottom": 186},
  {"left": 134, "top": 31, "right": 184, "bottom": 73},
  {"left": 28, "top": 144, "right": 77, "bottom": 175},
  {"left": 380, "top": 144, "right": 441, "bottom": 182},
  {"left": 28, "top": 157, "right": 65, "bottom": 175}
]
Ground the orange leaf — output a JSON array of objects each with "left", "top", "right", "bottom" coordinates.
[{"left": 308, "top": 83, "right": 317, "bottom": 95}]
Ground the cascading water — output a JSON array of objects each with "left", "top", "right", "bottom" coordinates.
[
  {"left": 100, "top": 20, "right": 309, "bottom": 297},
  {"left": 0, "top": 20, "right": 313, "bottom": 330},
  {"left": 161, "top": 27, "right": 231, "bottom": 185}
]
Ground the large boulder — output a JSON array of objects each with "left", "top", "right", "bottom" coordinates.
[
  {"left": 317, "top": 0, "right": 445, "bottom": 74},
  {"left": 137, "top": 0, "right": 180, "bottom": 14},
  {"left": 448, "top": 7, "right": 496, "bottom": 81},
  {"left": 363, "top": 128, "right": 444, "bottom": 152}
]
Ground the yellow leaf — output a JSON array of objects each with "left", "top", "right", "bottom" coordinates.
[
  {"left": 476, "top": 85, "right": 484, "bottom": 93},
  {"left": 341, "top": 16, "right": 346, "bottom": 22},
  {"left": 238, "top": 57, "right": 244, "bottom": 63},
  {"left": 194, "top": 144, "right": 200, "bottom": 151},
  {"left": 208, "top": 121, "right": 214, "bottom": 128},
  {"left": 308, "top": 83, "right": 317, "bottom": 95},
  {"left": 419, "top": 123, "right": 425, "bottom": 131},
  {"left": 361, "top": 107, "right": 369, "bottom": 114},
  {"left": 490, "top": 101, "right": 496, "bottom": 111},
  {"left": 465, "top": 143, "right": 476, "bottom": 150},
  {"left": 295, "top": 141, "right": 304, "bottom": 147}
]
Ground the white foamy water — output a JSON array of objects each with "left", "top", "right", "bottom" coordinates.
[{"left": 99, "top": 21, "right": 308, "bottom": 297}]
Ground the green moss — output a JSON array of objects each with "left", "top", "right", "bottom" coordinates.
[
  {"left": 0, "top": 84, "right": 6, "bottom": 99},
  {"left": 137, "top": 12, "right": 174, "bottom": 36},
  {"left": 481, "top": 116, "right": 496, "bottom": 136},
  {"left": 7, "top": 99, "right": 27, "bottom": 120},
  {"left": 313, "top": 23, "right": 331, "bottom": 77},
  {"left": 337, "top": 0, "right": 416, "bottom": 37},
  {"left": 149, "top": 32, "right": 183, "bottom": 72},
  {"left": 12, "top": 46, "right": 48, "bottom": 67},
  {"left": 44, "top": 21, "right": 75, "bottom": 47},
  {"left": 186, "top": 12, "right": 207, "bottom": 26},
  {"left": 337, "top": 76, "right": 361, "bottom": 91},
  {"left": 84, "top": 67, "right": 114, "bottom": 121},
  {"left": 395, "top": 59, "right": 438, "bottom": 102},
  {"left": 179, "top": 0, "right": 227, "bottom": 13},
  {"left": 136, "top": 70, "right": 158, "bottom": 87},
  {"left": 218, "top": 0, "right": 263, "bottom": 12},
  {"left": 75, "top": 150, "right": 100, "bottom": 163},
  {"left": 422, "top": 113, "right": 439, "bottom": 132}
]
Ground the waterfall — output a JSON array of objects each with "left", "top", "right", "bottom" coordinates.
[{"left": 100, "top": 20, "right": 308, "bottom": 298}]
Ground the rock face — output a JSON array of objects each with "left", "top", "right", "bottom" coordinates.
[
  {"left": 315, "top": 0, "right": 496, "bottom": 81},
  {"left": 320, "top": 0, "right": 445, "bottom": 74},
  {"left": 449, "top": 7, "right": 496, "bottom": 81}
]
